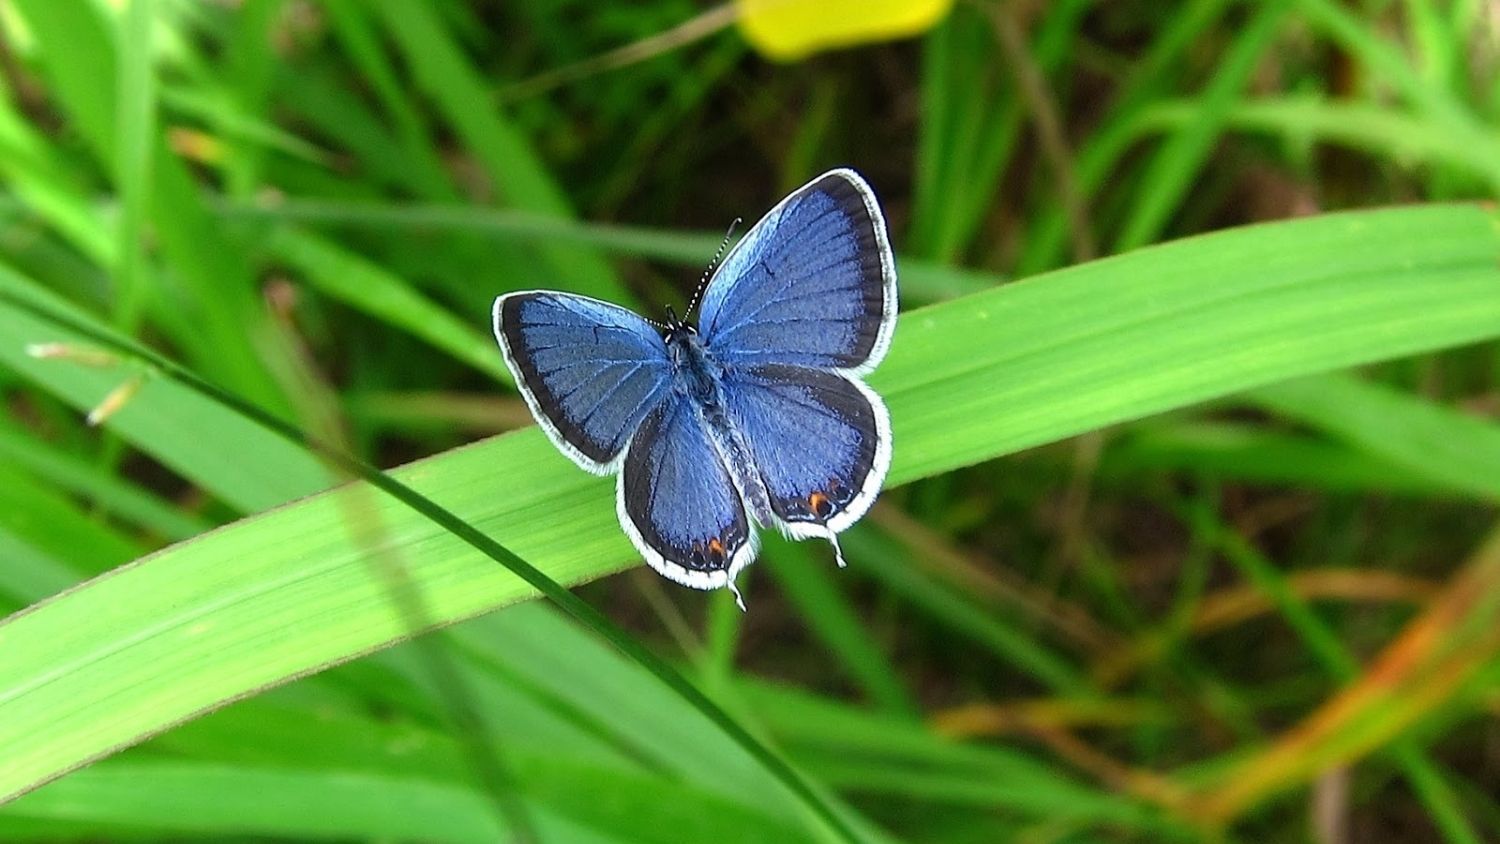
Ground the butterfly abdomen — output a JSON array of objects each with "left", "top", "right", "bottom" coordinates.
[{"left": 705, "top": 409, "right": 775, "bottom": 528}]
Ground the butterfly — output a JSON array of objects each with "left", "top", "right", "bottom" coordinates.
[{"left": 493, "top": 169, "right": 897, "bottom": 609}]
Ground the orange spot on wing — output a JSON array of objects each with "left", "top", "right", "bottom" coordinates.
[{"left": 809, "top": 491, "right": 831, "bottom": 519}]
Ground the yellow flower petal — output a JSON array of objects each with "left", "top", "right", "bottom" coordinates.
[{"left": 737, "top": 0, "right": 955, "bottom": 61}]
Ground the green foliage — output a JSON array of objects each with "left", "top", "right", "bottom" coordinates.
[{"left": 1, "top": 1, "right": 1498, "bottom": 841}]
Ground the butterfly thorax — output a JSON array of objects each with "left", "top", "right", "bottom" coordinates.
[{"left": 663, "top": 324, "right": 722, "bottom": 407}]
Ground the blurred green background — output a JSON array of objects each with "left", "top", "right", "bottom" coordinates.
[{"left": 1, "top": 1, "right": 1499, "bottom": 841}]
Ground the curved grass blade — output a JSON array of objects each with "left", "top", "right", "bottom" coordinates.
[{"left": 1, "top": 204, "right": 1498, "bottom": 830}]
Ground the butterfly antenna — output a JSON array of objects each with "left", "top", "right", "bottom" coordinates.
[{"left": 685, "top": 216, "right": 742, "bottom": 320}]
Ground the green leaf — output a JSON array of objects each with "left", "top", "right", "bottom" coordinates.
[{"left": 1, "top": 204, "right": 1499, "bottom": 812}]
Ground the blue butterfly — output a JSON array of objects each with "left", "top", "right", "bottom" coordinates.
[{"left": 493, "top": 169, "right": 897, "bottom": 608}]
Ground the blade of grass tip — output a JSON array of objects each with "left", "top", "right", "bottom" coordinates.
[
  {"left": 0, "top": 287, "right": 867, "bottom": 844},
  {"left": 762, "top": 538, "right": 919, "bottom": 719},
  {"left": 1113, "top": 0, "right": 1294, "bottom": 252},
  {"left": 112, "top": 0, "right": 154, "bottom": 334}
]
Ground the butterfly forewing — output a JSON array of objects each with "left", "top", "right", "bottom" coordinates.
[
  {"left": 697, "top": 169, "right": 897, "bottom": 375},
  {"left": 494, "top": 292, "right": 672, "bottom": 471}
]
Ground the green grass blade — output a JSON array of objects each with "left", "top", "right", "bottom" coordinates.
[
  {"left": 763, "top": 538, "right": 918, "bottom": 718},
  {"left": 1103, "top": 419, "right": 1452, "bottom": 496},
  {"left": 1113, "top": 0, "right": 1293, "bottom": 251},
  {"left": 366, "top": 0, "right": 629, "bottom": 305},
  {"left": 0, "top": 204, "right": 1498, "bottom": 821},
  {"left": 0, "top": 264, "right": 331, "bottom": 512},
  {"left": 1207, "top": 524, "right": 1482, "bottom": 843},
  {"left": 0, "top": 465, "right": 141, "bottom": 586},
  {"left": 848, "top": 526, "right": 1088, "bottom": 694},
  {"left": 1247, "top": 372, "right": 1500, "bottom": 499},
  {"left": 0, "top": 760, "right": 555, "bottom": 843},
  {"left": 111, "top": 0, "right": 154, "bottom": 332},
  {"left": 11, "top": 0, "right": 293, "bottom": 412},
  {"left": 884, "top": 205, "right": 1500, "bottom": 479},
  {"left": 266, "top": 227, "right": 513, "bottom": 385},
  {"left": 223, "top": 197, "right": 1000, "bottom": 304},
  {"left": 0, "top": 416, "right": 210, "bottom": 540}
]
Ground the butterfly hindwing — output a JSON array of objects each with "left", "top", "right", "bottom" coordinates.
[
  {"left": 618, "top": 392, "right": 756, "bottom": 590},
  {"left": 698, "top": 169, "right": 897, "bottom": 375},
  {"left": 722, "top": 364, "right": 892, "bottom": 537},
  {"left": 493, "top": 291, "right": 671, "bottom": 472}
]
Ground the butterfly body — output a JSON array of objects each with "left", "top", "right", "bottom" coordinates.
[
  {"left": 494, "top": 169, "right": 897, "bottom": 606},
  {"left": 660, "top": 320, "right": 778, "bottom": 529}
]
